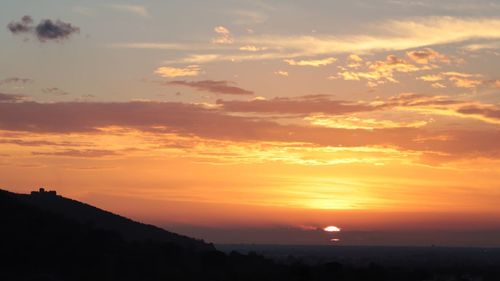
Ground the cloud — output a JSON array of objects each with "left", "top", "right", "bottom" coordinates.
[
  {"left": 448, "top": 77, "right": 482, "bottom": 88},
  {"left": 216, "top": 96, "right": 374, "bottom": 115},
  {"left": 431, "top": 82, "right": 447, "bottom": 88},
  {"left": 108, "top": 42, "right": 196, "bottom": 50},
  {"left": 284, "top": 57, "right": 337, "bottom": 67},
  {"left": 154, "top": 65, "right": 202, "bottom": 78},
  {"left": 418, "top": 72, "right": 484, "bottom": 88},
  {"left": 418, "top": 74, "right": 443, "bottom": 82},
  {"left": 305, "top": 114, "right": 428, "bottom": 130},
  {"left": 167, "top": 80, "right": 253, "bottom": 95},
  {"left": 383, "top": 93, "right": 500, "bottom": 125},
  {"left": 35, "top": 19, "right": 80, "bottom": 42},
  {"left": 0, "top": 139, "right": 73, "bottom": 147},
  {"left": 335, "top": 55, "right": 422, "bottom": 86},
  {"left": 384, "top": 92, "right": 460, "bottom": 107},
  {"left": 346, "top": 54, "right": 363, "bottom": 68},
  {"left": 239, "top": 45, "right": 267, "bottom": 52},
  {"left": 0, "top": 93, "right": 25, "bottom": 103},
  {"left": 109, "top": 17, "right": 500, "bottom": 64},
  {"left": 406, "top": 48, "right": 450, "bottom": 64},
  {"left": 7, "top": 15, "right": 33, "bottom": 33},
  {"left": 0, "top": 77, "right": 33, "bottom": 85},
  {"left": 42, "top": 87, "right": 69, "bottom": 96},
  {"left": 0, "top": 99, "right": 499, "bottom": 159},
  {"left": 237, "top": 17, "right": 500, "bottom": 58},
  {"left": 218, "top": 92, "right": 500, "bottom": 126},
  {"left": 7, "top": 16, "right": 80, "bottom": 42},
  {"left": 32, "top": 149, "right": 119, "bottom": 158},
  {"left": 212, "top": 26, "right": 234, "bottom": 44},
  {"left": 106, "top": 4, "right": 149, "bottom": 17},
  {"left": 274, "top": 70, "right": 289, "bottom": 76},
  {"left": 349, "top": 54, "right": 363, "bottom": 62},
  {"left": 463, "top": 41, "right": 500, "bottom": 51},
  {"left": 456, "top": 104, "right": 500, "bottom": 122}
]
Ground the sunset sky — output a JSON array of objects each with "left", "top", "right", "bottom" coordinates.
[{"left": 1, "top": 0, "right": 500, "bottom": 246}]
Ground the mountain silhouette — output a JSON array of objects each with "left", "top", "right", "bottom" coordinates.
[
  {"left": 10, "top": 188, "right": 213, "bottom": 252},
  {"left": 2, "top": 188, "right": 499, "bottom": 281},
  {"left": 0, "top": 188, "right": 281, "bottom": 280}
]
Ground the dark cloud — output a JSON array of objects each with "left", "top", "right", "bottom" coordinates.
[
  {"left": 0, "top": 139, "right": 84, "bottom": 147},
  {"left": 0, "top": 93, "right": 25, "bottom": 103},
  {"left": 35, "top": 19, "right": 80, "bottom": 42},
  {"left": 384, "top": 93, "right": 460, "bottom": 107},
  {"left": 168, "top": 80, "right": 253, "bottom": 95},
  {"left": 0, "top": 139, "right": 59, "bottom": 146},
  {"left": 0, "top": 100, "right": 499, "bottom": 159},
  {"left": 216, "top": 96, "right": 374, "bottom": 115},
  {"left": 7, "top": 15, "right": 33, "bottom": 34},
  {"left": 32, "top": 149, "right": 119, "bottom": 158},
  {"left": 406, "top": 48, "right": 449, "bottom": 64},
  {"left": 0, "top": 101, "right": 265, "bottom": 134},
  {"left": 0, "top": 77, "right": 34, "bottom": 85},
  {"left": 457, "top": 105, "right": 500, "bottom": 120},
  {"left": 6, "top": 16, "right": 79, "bottom": 42}
]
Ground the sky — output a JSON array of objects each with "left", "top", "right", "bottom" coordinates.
[{"left": 1, "top": 0, "right": 500, "bottom": 246}]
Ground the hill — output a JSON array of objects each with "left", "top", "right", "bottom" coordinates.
[
  {"left": 11, "top": 188, "right": 213, "bottom": 252},
  {"left": 2, "top": 188, "right": 499, "bottom": 281},
  {"left": 0, "top": 188, "right": 282, "bottom": 280}
]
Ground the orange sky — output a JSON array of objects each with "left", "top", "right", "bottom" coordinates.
[{"left": 1, "top": 0, "right": 500, "bottom": 245}]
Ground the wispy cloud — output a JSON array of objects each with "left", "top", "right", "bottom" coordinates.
[
  {"left": 106, "top": 4, "right": 149, "bottom": 17},
  {"left": 0, "top": 93, "right": 26, "bottom": 103},
  {"left": 212, "top": 26, "right": 234, "bottom": 45},
  {"left": 110, "top": 17, "right": 500, "bottom": 64},
  {"left": 167, "top": 80, "right": 253, "bottom": 95},
  {"left": 284, "top": 57, "right": 337, "bottom": 67},
  {"left": 42, "top": 87, "right": 69, "bottom": 96},
  {"left": 0, "top": 77, "right": 33, "bottom": 85},
  {"left": 243, "top": 17, "right": 500, "bottom": 57},
  {"left": 274, "top": 70, "right": 289, "bottom": 76},
  {"left": 216, "top": 96, "right": 373, "bottom": 115},
  {"left": 418, "top": 71, "right": 486, "bottom": 89},
  {"left": 32, "top": 149, "right": 119, "bottom": 158},
  {"left": 239, "top": 45, "right": 267, "bottom": 52},
  {"left": 154, "top": 65, "right": 202, "bottom": 78},
  {"left": 463, "top": 41, "right": 500, "bottom": 51},
  {"left": 334, "top": 55, "right": 424, "bottom": 86}
]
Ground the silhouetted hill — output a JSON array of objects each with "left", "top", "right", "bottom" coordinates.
[
  {"left": 2, "top": 188, "right": 500, "bottom": 281},
  {"left": 0, "top": 188, "right": 282, "bottom": 280},
  {"left": 4, "top": 188, "right": 213, "bottom": 252}
]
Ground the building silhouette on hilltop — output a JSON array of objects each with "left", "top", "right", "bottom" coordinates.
[{"left": 31, "top": 187, "right": 57, "bottom": 196}]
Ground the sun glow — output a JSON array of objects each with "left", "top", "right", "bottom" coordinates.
[{"left": 324, "top": 226, "right": 341, "bottom": 232}]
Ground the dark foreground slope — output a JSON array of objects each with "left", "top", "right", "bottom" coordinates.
[
  {"left": 2, "top": 188, "right": 500, "bottom": 281},
  {"left": 13, "top": 189, "right": 212, "bottom": 252},
  {"left": 0, "top": 189, "right": 284, "bottom": 281}
]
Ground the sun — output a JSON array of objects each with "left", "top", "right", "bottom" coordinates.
[{"left": 324, "top": 226, "right": 341, "bottom": 232}]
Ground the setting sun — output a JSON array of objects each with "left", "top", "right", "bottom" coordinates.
[{"left": 324, "top": 226, "right": 341, "bottom": 232}]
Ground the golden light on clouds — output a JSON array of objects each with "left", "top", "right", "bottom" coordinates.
[
  {"left": 154, "top": 65, "right": 202, "bottom": 77},
  {"left": 212, "top": 25, "right": 234, "bottom": 45},
  {"left": 284, "top": 57, "right": 337, "bottom": 67}
]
